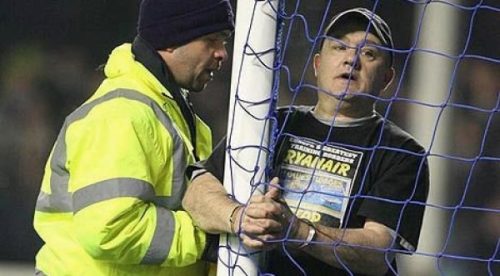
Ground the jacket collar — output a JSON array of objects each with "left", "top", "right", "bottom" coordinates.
[
  {"left": 131, "top": 35, "right": 199, "bottom": 160},
  {"left": 131, "top": 35, "right": 181, "bottom": 99}
]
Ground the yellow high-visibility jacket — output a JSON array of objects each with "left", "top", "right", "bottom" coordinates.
[{"left": 33, "top": 43, "right": 213, "bottom": 275}]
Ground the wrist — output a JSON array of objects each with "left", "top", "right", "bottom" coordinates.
[
  {"left": 228, "top": 204, "right": 243, "bottom": 234},
  {"left": 294, "top": 219, "right": 316, "bottom": 249}
]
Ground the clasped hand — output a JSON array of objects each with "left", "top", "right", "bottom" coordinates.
[{"left": 232, "top": 178, "right": 299, "bottom": 250}]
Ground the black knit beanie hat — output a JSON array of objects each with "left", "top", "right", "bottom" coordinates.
[{"left": 137, "top": 0, "right": 234, "bottom": 50}]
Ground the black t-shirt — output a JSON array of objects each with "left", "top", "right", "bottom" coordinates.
[{"left": 196, "top": 106, "right": 429, "bottom": 276}]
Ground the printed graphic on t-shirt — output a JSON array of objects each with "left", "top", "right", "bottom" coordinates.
[{"left": 278, "top": 137, "right": 363, "bottom": 227}]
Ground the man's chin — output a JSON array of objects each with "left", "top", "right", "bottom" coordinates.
[
  {"left": 328, "top": 90, "right": 358, "bottom": 100},
  {"left": 188, "top": 81, "right": 210, "bottom": 93}
]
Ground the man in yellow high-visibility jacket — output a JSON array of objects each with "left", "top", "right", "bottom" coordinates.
[{"left": 33, "top": 0, "right": 235, "bottom": 275}]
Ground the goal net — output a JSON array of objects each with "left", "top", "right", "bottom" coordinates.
[{"left": 219, "top": 0, "right": 499, "bottom": 275}]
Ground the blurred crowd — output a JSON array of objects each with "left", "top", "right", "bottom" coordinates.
[
  {"left": 0, "top": 0, "right": 497, "bottom": 274},
  {"left": 0, "top": 44, "right": 100, "bottom": 260}
]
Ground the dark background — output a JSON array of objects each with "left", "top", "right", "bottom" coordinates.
[{"left": 0, "top": 0, "right": 498, "bottom": 274}]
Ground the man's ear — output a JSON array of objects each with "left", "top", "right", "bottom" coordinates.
[
  {"left": 382, "top": 67, "right": 395, "bottom": 91},
  {"left": 164, "top": 47, "right": 176, "bottom": 53},
  {"left": 313, "top": 53, "right": 321, "bottom": 77},
  {"left": 157, "top": 48, "right": 175, "bottom": 66}
]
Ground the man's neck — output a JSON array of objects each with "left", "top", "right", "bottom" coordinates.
[{"left": 313, "top": 97, "right": 375, "bottom": 123}]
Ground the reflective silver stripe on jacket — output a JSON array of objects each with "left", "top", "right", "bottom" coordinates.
[
  {"left": 141, "top": 207, "right": 176, "bottom": 264},
  {"left": 35, "top": 88, "right": 188, "bottom": 264},
  {"left": 72, "top": 178, "right": 156, "bottom": 213}
]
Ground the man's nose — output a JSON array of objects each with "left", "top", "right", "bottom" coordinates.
[
  {"left": 344, "top": 48, "right": 360, "bottom": 70},
  {"left": 215, "top": 45, "right": 228, "bottom": 64}
]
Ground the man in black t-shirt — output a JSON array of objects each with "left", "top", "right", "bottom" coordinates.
[{"left": 182, "top": 7, "right": 429, "bottom": 276}]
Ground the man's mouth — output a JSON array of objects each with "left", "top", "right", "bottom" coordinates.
[
  {"left": 339, "top": 72, "right": 357, "bottom": 81},
  {"left": 204, "top": 69, "right": 215, "bottom": 80}
]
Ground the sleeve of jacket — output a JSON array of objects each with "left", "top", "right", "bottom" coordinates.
[{"left": 68, "top": 98, "right": 206, "bottom": 267}]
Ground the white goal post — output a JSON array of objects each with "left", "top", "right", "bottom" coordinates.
[{"left": 218, "top": 0, "right": 280, "bottom": 275}]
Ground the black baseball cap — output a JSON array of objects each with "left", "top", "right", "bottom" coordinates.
[{"left": 322, "top": 7, "right": 394, "bottom": 65}]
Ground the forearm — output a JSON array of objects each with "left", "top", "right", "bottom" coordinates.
[
  {"left": 182, "top": 172, "right": 240, "bottom": 234},
  {"left": 293, "top": 221, "right": 394, "bottom": 275}
]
